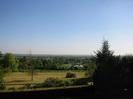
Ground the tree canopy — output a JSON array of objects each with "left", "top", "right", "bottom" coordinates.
[{"left": 3, "top": 53, "right": 19, "bottom": 72}]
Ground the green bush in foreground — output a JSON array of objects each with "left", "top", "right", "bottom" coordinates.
[
  {"left": 41, "top": 77, "right": 90, "bottom": 88},
  {"left": 42, "top": 77, "right": 74, "bottom": 87},
  {"left": 42, "top": 77, "right": 62, "bottom": 87}
]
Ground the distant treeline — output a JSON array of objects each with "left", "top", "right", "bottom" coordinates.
[{"left": 0, "top": 52, "right": 96, "bottom": 71}]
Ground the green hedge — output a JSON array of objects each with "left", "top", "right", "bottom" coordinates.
[{"left": 36, "top": 77, "right": 92, "bottom": 88}]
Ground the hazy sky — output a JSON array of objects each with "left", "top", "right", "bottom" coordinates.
[{"left": 0, "top": 0, "right": 133, "bottom": 55}]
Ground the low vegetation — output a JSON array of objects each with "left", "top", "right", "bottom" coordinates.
[
  {"left": 40, "top": 77, "right": 90, "bottom": 88},
  {"left": 65, "top": 72, "right": 76, "bottom": 78}
]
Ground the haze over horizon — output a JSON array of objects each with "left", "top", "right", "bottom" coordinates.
[{"left": 1, "top": 0, "right": 133, "bottom": 55}]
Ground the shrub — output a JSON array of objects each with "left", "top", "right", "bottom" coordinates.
[
  {"left": 42, "top": 77, "right": 77, "bottom": 88},
  {"left": 0, "top": 68, "right": 5, "bottom": 90},
  {"left": 43, "top": 77, "right": 63, "bottom": 87},
  {"left": 65, "top": 72, "right": 76, "bottom": 78},
  {"left": 33, "top": 77, "right": 90, "bottom": 88},
  {"left": 61, "top": 79, "right": 73, "bottom": 86},
  {"left": 70, "top": 78, "right": 89, "bottom": 85}
]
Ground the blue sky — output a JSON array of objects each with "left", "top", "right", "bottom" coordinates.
[{"left": 0, "top": 0, "right": 133, "bottom": 55}]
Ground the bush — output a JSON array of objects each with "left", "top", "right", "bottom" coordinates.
[
  {"left": 0, "top": 68, "right": 5, "bottom": 90},
  {"left": 65, "top": 72, "right": 76, "bottom": 78},
  {"left": 42, "top": 77, "right": 77, "bottom": 88},
  {"left": 33, "top": 77, "right": 90, "bottom": 88},
  {"left": 70, "top": 78, "right": 89, "bottom": 85},
  {"left": 42, "top": 77, "right": 63, "bottom": 87},
  {"left": 61, "top": 79, "right": 73, "bottom": 86}
]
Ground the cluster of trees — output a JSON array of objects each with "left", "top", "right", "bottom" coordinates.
[
  {"left": 0, "top": 52, "right": 95, "bottom": 72},
  {"left": 0, "top": 52, "right": 19, "bottom": 72},
  {"left": 0, "top": 51, "right": 96, "bottom": 84},
  {"left": 0, "top": 52, "right": 20, "bottom": 88},
  {"left": 18, "top": 55, "right": 95, "bottom": 71},
  {"left": 93, "top": 40, "right": 133, "bottom": 95}
]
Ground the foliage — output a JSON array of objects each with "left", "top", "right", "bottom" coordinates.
[
  {"left": 0, "top": 51, "right": 2, "bottom": 58},
  {"left": 0, "top": 67, "right": 5, "bottom": 89},
  {"left": 94, "top": 40, "right": 113, "bottom": 68},
  {"left": 41, "top": 77, "right": 89, "bottom": 88},
  {"left": 18, "top": 56, "right": 28, "bottom": 70},
  {"left": 70, "top": 78, "right": 90, "bottom": 85},
  {"left": 42, "top": 77, "right": 64, "bottom": 87},
  {"left": 93, "top": 40, "right": 133, "bottom": 95},
  {"left": 65, "top": 72, "right": 76, "bottom": 78},
  {"left": 93, "top": 40, "right": 117, "bottom": 94},
  {"left": 3, "top": 53, "right": 19, "bottom": 72},
  {"left": 17, "top": 55, "right": 95, "bottom": 71},
  {"left": 85, "top": 63, "right": 96, "bottom": 77},
  {"left": 32, "top": 78, "right": 74, "bottom": 88}
]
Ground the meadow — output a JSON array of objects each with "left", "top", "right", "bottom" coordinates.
[{"left": 3, "top": 70, "right": 86, "bottom": 89}]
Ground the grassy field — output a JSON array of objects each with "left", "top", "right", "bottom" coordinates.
[{"left": 3, "top": 70, "right": 86, "bottom": 89}]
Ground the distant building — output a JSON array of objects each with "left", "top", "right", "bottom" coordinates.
[{"left": 73, "top": 64, "right": 84, "bottom": 69}]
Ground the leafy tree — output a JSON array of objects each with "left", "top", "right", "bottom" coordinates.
[
  {"left": 33, "top": 59, "right": 43, "bottom": 70},
  {"left": 3, "top": 53, "right": 19, "bottom": 72},
  {"left": 18, "top": 56, "right": 28, "bottom": 71}
]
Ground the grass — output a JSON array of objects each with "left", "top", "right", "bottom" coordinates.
[{"left": 3, "top": 70, "right": 86, "bottom": 89}]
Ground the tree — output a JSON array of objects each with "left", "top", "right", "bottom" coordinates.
[
  {"left": 93, "top": 40, "right": 119, "bottom": 95},
  {"left": 0, "top": 51, "right": 3, "bottom": 68},
  {"left": 95, "top": 40, "right": 113, "bottom": 68},
  {"left": 0, "top": 51, "right": 2, "bottom": 58},
  {"left": 93, "top": 40, "right": 133, "bottom": 95},
  {"left": 119, "top": 55, "right": 133, "bottom": 94},
  {"left": 3, "top": 53, "right": 19, "bottom": 72},
  {"left": 18, "top": 56, "right": 28, "bottom": 71},
  {"left": 0, "top": 67, "right": 5, "bottom": 89}
]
